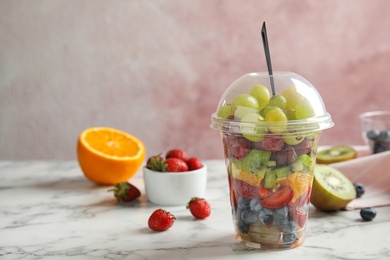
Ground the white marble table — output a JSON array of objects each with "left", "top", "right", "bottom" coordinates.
[{"left": 0, "top": 160, "right": 389, "bottom": 260}]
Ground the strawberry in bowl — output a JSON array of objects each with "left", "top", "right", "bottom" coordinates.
[{"left": 143, "top": 149, "right": 207, "bottom": 206}]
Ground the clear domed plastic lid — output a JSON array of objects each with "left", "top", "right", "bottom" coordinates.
[{"left": 211, "top": 72, "right": 334, "bottom": 135}]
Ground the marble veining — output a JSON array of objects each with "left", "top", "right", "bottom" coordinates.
[{"left": 0, "top": 160, "right": 389, "bottom": 260}]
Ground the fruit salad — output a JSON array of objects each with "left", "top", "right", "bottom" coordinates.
[
  {"left": 225, "top": 132, "right": 318, "bottom": 248},
  {"left": 211, "top": 72, "right": 333, "bottom": 249}
]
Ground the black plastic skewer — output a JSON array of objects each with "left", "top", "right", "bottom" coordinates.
[{"left": 261, "top": 22, "right": 275, "bottom": 96}]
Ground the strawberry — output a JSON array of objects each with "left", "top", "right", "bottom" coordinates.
[
  {"left": 166, "top": 149, "right": 188, "bottom": 161},
  {"left": 146, "top": 154, "right": 164, "bottom": 171},
  {"left": 258, "top": 185, "right": 272, "bottom": 199},
  {"left": 148, "top": 209, "right": 175, "bottom": 231},
  {"left": 234, "top": 179, "right": 258, "bottom": 199},
  {"left": 289, "top": 205, "right": 307, "bottom": 228},
  {"left": 186, "top": 157, "right": 203, "bottom": 171},
  {"left": 260, "top": 185, "right": 294, "bottom": 209},
  {"left": 228, "top": 175, "right": 237, "bottom": 208},
  {"left": 163, "top": 158, "right": 188, "bottom": 172},
  {"left": 187, "top": 197, "right": 211, "bottom": 219},
  {"left": 288, "top": 189, "right": 310, "bottom": 228},
  {"left": 108, "top": 182, "right": 141, "bottom": 202}
]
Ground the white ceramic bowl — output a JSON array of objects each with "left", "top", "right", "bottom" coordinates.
[{"left": 143, "top": 165, "right": 207, "bottom": 206}]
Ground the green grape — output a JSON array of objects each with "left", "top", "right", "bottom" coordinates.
[
  {"left": 282, "top": 85, "right": 304, "bottom": 110},
  {"left": 265, "top": 107, "right": 287, "bottom": 134},
  {"left": 306, "top": 131, "right": 320, "bottom": 140},
  {"left": 232, "top": 94, "right": 259, "bottom": 110},
  {"left": 268, "top": 94, "right": 287, "bottom": 109},
  {"left": 284, "top": 108, "right": 296, "bottom": 120},
  {"left": 240, "top": 112, "right": 266, "bottom": 142},
  {"left": 295, "top": 99, "right": 315, "bottom": 119},
  {"left": 217, "top": 104, "right": 234, "bottom": 118},
  {"left": 283, "top": 133, "right": 304, "bottom": 145},
  {"left": 250, "top": 85, "right": 270, "bottom": 109},
  {"left": 260, "top": 105, "right": 278, "bottom": 118}
]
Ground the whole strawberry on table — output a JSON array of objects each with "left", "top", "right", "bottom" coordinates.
[
  {"left": 148, "top": 209, "right": 176, "bottom": 231},
  {"left": 108, "top": 182, "right": 141, "bottom": 202},
  {"left": 146, "top": 149, "right": 203, "bottom": 172},
  {"left": 187, "top": 197, "right": 211, "bottom": 219}
]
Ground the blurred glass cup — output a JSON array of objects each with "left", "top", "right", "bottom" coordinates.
[{"left": 360, "top": 111, "right": 390, "bottom": 154}]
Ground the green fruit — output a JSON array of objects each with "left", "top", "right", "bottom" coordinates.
[
  {"left": 240, "top": 112, "right": 266, "bottom": 142},
  {"left": 232, "top": 94, "right": 259, "bottom": 110},
  {"left": 283, "top": 133, "right": 304, "bottom": 145},
  {"left": 218, "top": 104, "right": 234, "bottom": 118},
  {"left": 295, "top": 99, "right": 315, "bottom": 119},
  {"left": 265, "top": 107, "right": 287, "bottom": 134},
  {"left": 311, "top": 165, "right": 356, "bottom": 211},
  {"left": 316, "top": 146, "right": 357, "bottom": 164},
  {"left": 248, "top": 222, "right": 281, "bottom": 244},
  {"left": 275, "top": 166, "right": 290, "bottom": 179},
  {"left": 260, "top": 105, "right": 278, "bottom": 118},
  {"left": 241, "top": 150, "right": 271, "bottom": 174},
  {"left": 282, "top": 85, "right": 304, "bottom": 110},
  {"left": 297, "top": 154, "right": 311, "bottom": 173},
  {"left": 250, "top": 85, "right": 270, "bottom": 109},
  {"left": 234, "top": 106, "right": 259, "bottom": 119},
  {"left": 264, "top": 169, "right": 277, "bottom": 189},
  {"left": 284, "top": 108, "right": 296, "bottom": 120},
  {"left": 268, "top": 94, "right": 287, "bottom": 109}
]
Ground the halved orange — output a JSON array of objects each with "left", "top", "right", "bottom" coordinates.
[{"left": 77, "top": 127, "right": 145, "bottom": 185}]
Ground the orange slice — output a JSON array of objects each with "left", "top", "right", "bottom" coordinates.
[
  {"left": 77, "top": 127, "right": 145, "bottom": 185},
  {"left": 280, "top": 172, "right": 312, "bottom": 202}
]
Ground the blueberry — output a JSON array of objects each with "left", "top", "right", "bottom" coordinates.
[
  {"left": 237, "top": 196, "right": 250, "bottom": 209},
  {"left": 283, "top": 232, "right": 297, "bottom": 244},
  {"left": 237, "top": 219, "right": 249, "bottom": 234},
  {"left": 259, "top": 207, "right": 274, "bottom": 225},
  {"left": 274, "top": 206, "right": 289, "bottom": 219},
  {"left": 282, "top": 220, "right": 298, "bottom": 233},
  {"left": 378, "top": 130, "right": 390, "bottom": 140},
  {"left": 360, "top": 207, "right": 377, "bottom": 221},
  {"left": 236, "top": 207, "right": 243, "bottom": 220},
  {"left": 249, "top": 198, "right": 262, "bottom": 212},
  {"left": 373, "top": 141, "right": 390, "bottom": 154},
  {"left": 354, "top": 183, "right": 365, "bottom": 198},
  {"left": 366, "top": 129, "right": 381, "bottom": 140},
  {"left": 275, "top": 216, "right": 289, "bottom": 229},
  {"left": 241, "top": 209, "right": 259, "bottom": 224}
]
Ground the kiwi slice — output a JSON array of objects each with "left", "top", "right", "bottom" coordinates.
[
  {"left": 311, "top": 165, "right": 356, "bottom": 211},
  {"left": 316, "top": 145, "right": 357, "bottom": 164},
  {"left": 241, "top": 150, "right": 271, "bottom": 173}
]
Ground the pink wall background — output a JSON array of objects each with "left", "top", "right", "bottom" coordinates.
[{"left": 1, "top": 0, "right": 390, "bottom": 160}]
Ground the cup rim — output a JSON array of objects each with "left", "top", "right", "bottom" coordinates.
[
  {"left": 210, "top": 112, "right": 334, "bottom": 135},
  {"left": 143, "top": 165, "right": 207, "bottom": 176},
  {"left": 360, "top": 110, "right": 390, "bottom": 119}
]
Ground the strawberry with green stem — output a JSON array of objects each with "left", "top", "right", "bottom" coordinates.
[
  {"left": 146, "top": 154, "right": 164, "bottom": 171},
  {"left": 108, "top": 182, "right": 141, "bottom": 202}
]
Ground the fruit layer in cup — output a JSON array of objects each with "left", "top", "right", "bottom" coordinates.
[{"left": 223, "top": 132, "right": 319, "bottom": 249}]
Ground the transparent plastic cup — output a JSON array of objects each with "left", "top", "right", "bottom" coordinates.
[
  {"left": 360, "top": 111, "right": 390, "bottom": 154},
  {"left": 211, "top": 72, "right": 334, "bottom": 250}
]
